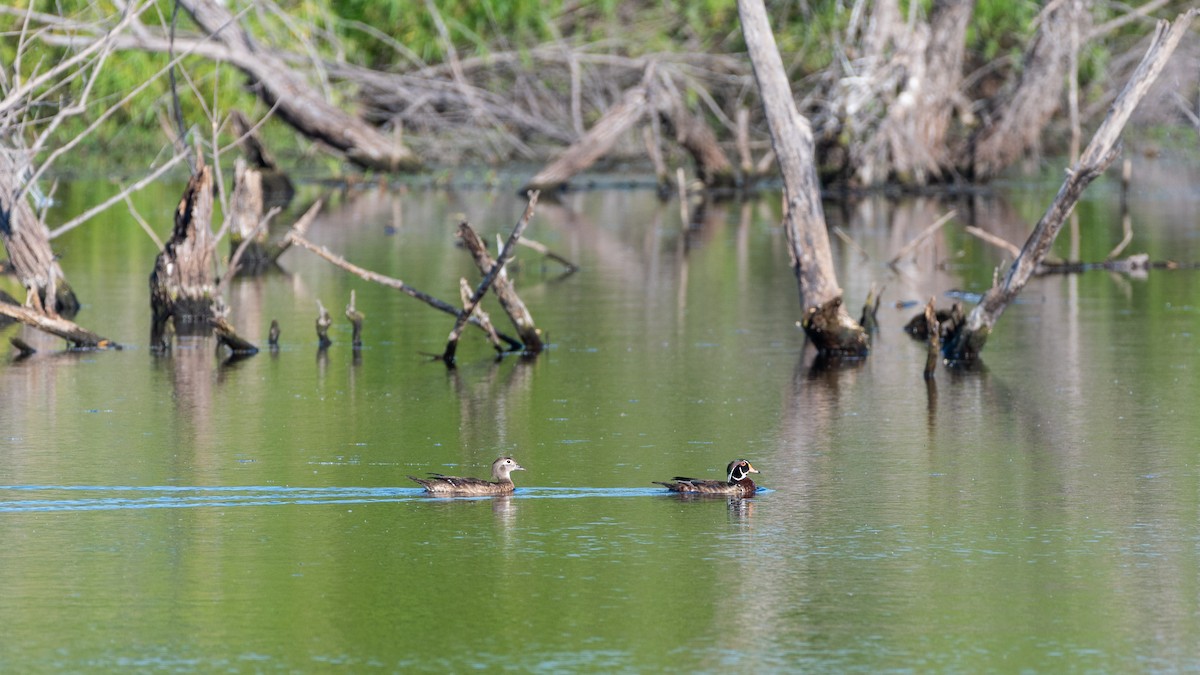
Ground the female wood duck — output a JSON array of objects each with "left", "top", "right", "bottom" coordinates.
[
  {"left": 408, "top": 456, "right": 525, "bottom": 495},
  {"left": 654, "top": 459, "right": 760, "bottom": 496}
]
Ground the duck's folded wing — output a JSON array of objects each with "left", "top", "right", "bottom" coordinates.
[{"left": 432, "top": 475, "right": 495, "bottom": 489}]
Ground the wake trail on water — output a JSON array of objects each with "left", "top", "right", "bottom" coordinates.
[{"left": 0, "top": 485, "right": 671, "bottom": 513}]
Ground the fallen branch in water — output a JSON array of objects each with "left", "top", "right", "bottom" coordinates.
[
  {"left": 285, "top": 229, "right": 522, "bottom": 350},
  {"left": 444, "top": 191, "right": 542, "bottom": 364},
  {"left": 964, "top": 225, "right": 1021, "bottom": 259},
  {"left": 944, "top": 9, "right": 1198, "bottom": 362},
  {"left": 518, "top": 237, "right": 579, "bottom": 274},
  {"left": 888, "top": 210, "right": 957, "bottom": 268},
  {"left": 0, "top": 299, "right": 119, "bottom": 350},
  {"left": 212, "top": 314, "right": 258, "bottom": 355}
]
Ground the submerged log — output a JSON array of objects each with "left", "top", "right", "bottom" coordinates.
[
  {"left": 738, "top": 0, "right": 868, "bottom": 356},
  {"left": 0, "top": 147, "right": 79, "bottom": 316},
  {"left": 150, "top": 165, "right": 218, "bottom": 348},
  {"left": 944, "top": 10, "right": 1196, "bottom": 362},
  {"left": 212, "top": 315, "right": 258, "bottom": 355}
]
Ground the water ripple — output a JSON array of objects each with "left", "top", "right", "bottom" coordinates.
[{"left": 0, "top": 485, "right": 694, "bottom": 513}]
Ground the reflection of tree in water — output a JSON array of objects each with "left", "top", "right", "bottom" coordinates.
[{"left": 450, "top": 357, "right": 539, "bottom": 465}]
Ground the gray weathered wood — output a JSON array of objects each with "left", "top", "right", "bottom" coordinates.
[
  {"left": 737, "top": 0, "right": 867, "bottom": 354},
  {"left": 946, "top": 10, "right": 1197, "bottom": 360},
  {"left": 178, "top": 0, "right": 421, "bottom": 172}
]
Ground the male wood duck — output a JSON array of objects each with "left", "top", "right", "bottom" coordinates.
[
  {"left": 408, "top": 456, "right": 525, "bottom": 495},
  {"left": 654, "top": 459, "right": 760, "bottom": 496}
]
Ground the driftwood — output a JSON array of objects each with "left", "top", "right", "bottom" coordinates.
[
  {"left": 285, "top": 229, "right": 523, "bottom": 350},
  {"left": 0, "top": 146, "right": 79, "bottom": 316},
  {"left": 737, "top": 0, "right": 868, "bottom": 356},
  {"left": 177, "top": 0, "right": 421, "bottom": 172},
  {"left": 444, "top": 192, "right": 542, "bottom": 364},
  {"left": 0, "top": 300, "right": 118, "bottom": 349},
  {"left": 944, "top": 9, "right": 1197, "bottom": 362},
  {"left": 859, "top": 284, "right": 883, "bottom": 334},
  {"left": 521, "top": 66, "right": 740, "bottom": 193}
]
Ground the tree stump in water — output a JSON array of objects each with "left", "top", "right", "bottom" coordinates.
[
  {"left": 228, "top": 109, "right": 294, "bottom": 209},
  {"left": 228, "top": 159, "right": 272, "bottom": 275},
  {"left": 802, "top": 298, "right": 869, "bottom": 356},
  {"left": 315, "top": 300, "right": 332, "bottom": 348},
  {"left": 0, "top": 147, "right": 79, "bottom": 316},
  {"left": 345, "top": 290, "right": 364, "bottom": 348},
  {"left": 738, "top": 0, "right": 869, "bottom": 356},
  {"left": 149, "top": 165, "right": 218, "bottom": 347}
]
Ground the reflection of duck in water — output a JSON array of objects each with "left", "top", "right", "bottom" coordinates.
[
  {"left": 653, "top": 459, "right": 760, "bottom": 497},
  {"left": 408, "top": 457, "right": 525, "bottom": 495}
]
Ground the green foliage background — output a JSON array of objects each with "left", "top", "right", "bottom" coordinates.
[{"left": 0, "top": 0, "right": 1179, "bottom": 171}]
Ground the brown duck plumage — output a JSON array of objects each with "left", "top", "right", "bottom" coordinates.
[
  {"left": 408, "top": 456, "right": 525, "bottom": 495},
  {"left": 654, "top": 459, "right": 760, "bottom": 496}
]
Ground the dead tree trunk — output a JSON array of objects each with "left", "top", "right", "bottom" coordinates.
[
  {"left": 178, "top": 0, "right": 421, "bottom": 172},
  {"left": 228, "top": 158, "right": 271, "bottom": 275},
  {"left": 944, "top": 10, "right": 1196, "bottom": 362},
  {"left": 228, "top": 109, "right": 294, "bottom": 208},
  {"left": 0, "top": 147, "right": 80, "bottom": 316},
  {"left": 737, "top": 0, "right": 868, "bottom": 355},
  {"left": 965, "top": 0, "right": 1093, "bottom": 180},
  {"left": 819, "top": 0, "right": 974, "bottom": 186},
  {"left": 150, "top": 165, "right": 218, "bottom": 347}
]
